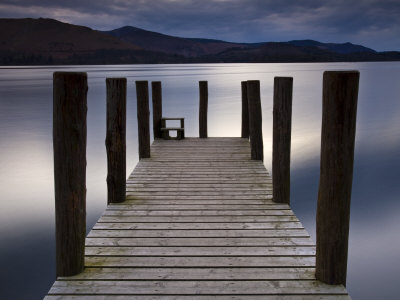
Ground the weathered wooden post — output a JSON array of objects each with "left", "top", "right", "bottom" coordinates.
[
  {"left": 180, "top": 118, "right": 185, "bottom": 138},
  {"left": 106, "top": 78, "right": 126, "bottom": 204},
  {"left": 273, "top": 77, "right": 293, "bottom": 204},
  {"left": 247, "top": 80, "right": 263, "bottom": 161},
  {"left": 152, "top": 81, "right": 162, "bottom": 139},
  {"left": 53, "top": 72, "right": 87, "bottom": 277},
  {"left": 316, "top": 71, "right": 359, "bottom": 286},
  {"left": 199, "top": 81, "right": 208, "bottom": 138},
  {"left": 241, "top": 81, "right": 249, "bottom": 139},
  {"left": 136, "top": 81, "right": 150, "bottom": 159}
]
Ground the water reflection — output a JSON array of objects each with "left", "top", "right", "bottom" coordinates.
[{"left": 0, "top": 62, "right": 399, "bottom": 299}]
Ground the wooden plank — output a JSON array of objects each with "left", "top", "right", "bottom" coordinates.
[
  {"left": 125, "top": 195, "right": 274, "bottom": 200},
  {"left": 141, "top": 153, "right": 254, "bottom": 155},
  {"left": 102, "top": 210, "right": 294, "bottom": 216},
  {"left": 45, "top": 294, "right": 349, "bottom": 300},
  {"left": 118, "top": 200, "right": 279, "bottom": 205},
  {"left": 126, "top": 184, "right": 272, "bottom": 189},
  {"left": 151, "top": 137, "right": 247, "bottom": 142},
  {"left": 132, "top": 165, "right": 266, "bottom": 169},
  {"left": 49, "top": 280, "right": 347, "bottom": 295},
  {"left": 131, "top": 168, "right": 268, "bottom": 172},
  {"left": 98, "top": 216, "right": 298, "bottom": 223},
  {"left": 87, "top": 229, "right": 310, "bottom": 238},
  {"left": 85, "top": 237, "right": 314, "bottom": 247},
  {"left": 126, "top": 192, "right": 273, "bottom": 196},
  {"left": 135, "top": 161, "right": 261, "bottom": 164},
  {"left": 132, "top": 167, "right": 268, "bottom": 176},
  {"left": 150, "top": 151, "right": 252, "bottom": 154},
  {"left": 93, "top": 222, "right": 303, "bottom": 230},
  {"left": 125, "top": 188, "right": 272, "bottom": 193},
  {"left": 154, "top": 150, "right": 252, "bottom": 152},
  {"left": 84, "top": 246, "right": 315, "bottom": 256},
  {"left": 85, "top": 256, "right": 315, "bottom": 267},
  {"left": 127, "top": 176, "right": 271, "bottom": 179},
  {"left": 126, "top": 183, "right": 272, "bottom": 188},
  {"left": 106, "top": 204, "right": 290, "bottom": 210},
  {"left": 131, "top": 169, "right": 267, "bottom": 174},
  {"left": 135, "top": 159, "right": 264, "bottom": 164},
  {"left": 127, "top": 179, "right": 272, "bottom": 183},
  {"left": 128, "top": 173, "right": 271, "bottom": 177},
  {"left": 160, "top": 127, "right": 185, "bottom": 131},
  {"left": 58, "top": 267, "right": 316, "bottom": 280}
]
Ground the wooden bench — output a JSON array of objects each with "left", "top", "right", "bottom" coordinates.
[{"left": 161, "top": 117, "right": 185, "bottom": 140}]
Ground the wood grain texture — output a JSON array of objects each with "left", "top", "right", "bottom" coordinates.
[
  {"left": 136, "top": 81, "right": 150, "bottom": 159},
  {"left": 45, "top": 296, "right": 350, "bottom": 300},
  {"left": 199, "top": 81, "right": 208, "bottom": 138},
  {"left": 49, "top": 280, "right": 347, "bottom": 295},
  {"left": 106, "top": 78, "right": 126, "bottom": 204},
  {"left": 47, "top": 137, "right": 350, "bottom": 298},
  {"left": 273, "top": 77, "right": 293, "bottom": 205},
  {"left": 247, "top": 80, "right": 263, "bottom": 161},
  {"left": 241, "top": 81, "right": 249, "bottom": 138},
  {"left": 316, "top": 71, "right": 359, "bottom": 286},
  {"left": 151, "top": 81, "right": 162, "bottom": 139},
  {"left": 53, "top": 72, "right": 87, "bottom": 276}
]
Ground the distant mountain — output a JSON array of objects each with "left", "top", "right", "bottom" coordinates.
[
  {"left": 197, "top": 42, "right": 393, "bottom": 63},
  {"left": 0, "top": 18, "right": 182, "bottom": 64},
  {"left": 287, "top": 40, "right": 376, "bottom": 54},
  {"left": 102, "top": 26, "right": 399, "bottom": 63},
  {"left": 104, "top": 26, "right": 246, "bottom": 57},
  {"left": 0, "top": 18, "right": 399, "bottom": 65}
]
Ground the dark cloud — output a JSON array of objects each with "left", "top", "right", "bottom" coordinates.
[{"left": 0, "top": 0, "right": 399, "bottom": 50}]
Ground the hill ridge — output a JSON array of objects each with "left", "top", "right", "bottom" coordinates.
[{"left": 1, "top": 18, "right": 399, "bottom": 65}]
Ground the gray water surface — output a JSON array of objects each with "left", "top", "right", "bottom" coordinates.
[{"left": 0, "top": 63, "right": 399, "bottom": 299}]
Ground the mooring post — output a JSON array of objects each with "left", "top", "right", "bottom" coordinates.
[
  {"left": 273, "top": 77, "right": 293, "bottom": 204},
  {"left": 136, "top": 80, "right": 150, "bottom": 159},
  {"left": 180, "top": 118, "right": 185, "bottom": 138},
  {"left": 199, "top": 81, "right": 208, "bottom": 138},
  {"left": 152, "top": 81, "right": 162, "bottom": 139},
  {"left": 241, "top": 81, "right": 249, "bottom": 139},
  {"left": 316, "top": 71, "right": 359, "bottom": 286},
  {"left": 53, "top": 72, "right": 87, "bottom": 277},
  {"left": 247, "top": 80, "right": 263, "bottom": 161},
  {"left": 106, "top": 78, "right": 126, "bottom": 204}
]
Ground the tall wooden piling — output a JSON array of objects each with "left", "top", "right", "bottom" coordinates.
[
  {"left": 316, "top": 71, "right": 359, "bottom": 286},
  {"left": 199, "top": 81, "right": 208, "bottom": 138},
  {"left": 273, "top": 77, "right": 293, "bottom": 204},
  {"left": 241, "top": 81, "right": 249, "bottom": 139},
  {"left": 247, "top": 80, "right": 263, "bottom": 161},
  {"left": 106, "top": 78, "right": 126, "bottom": 204},
  {"left": 152, "top": 81, "right": 162, "bottom": 139},
  {"left": 136, "top": 81, "right": 150, "bottom": 159},
  {"left": 53, "top": 72, "right": 87, "bottom": 277}
]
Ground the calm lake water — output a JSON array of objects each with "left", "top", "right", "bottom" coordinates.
[{"left": 0, "top": 63, "right": 399, "bottom": 299}]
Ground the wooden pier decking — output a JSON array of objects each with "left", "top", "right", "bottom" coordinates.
[{"left": 45, "top": 137, "right": 350, "bottom": 299}]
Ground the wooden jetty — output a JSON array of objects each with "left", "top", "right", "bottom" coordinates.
[
  {"left": 46, "top": 72, "right": 358, "bottom": 299},
  {"left": 46, "top": 137, "right": 350, "bottom": 299}
]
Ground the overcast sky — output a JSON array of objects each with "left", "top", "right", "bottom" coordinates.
[{"left": 1, "top": 0, "right": 399, "bottom": 51}]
